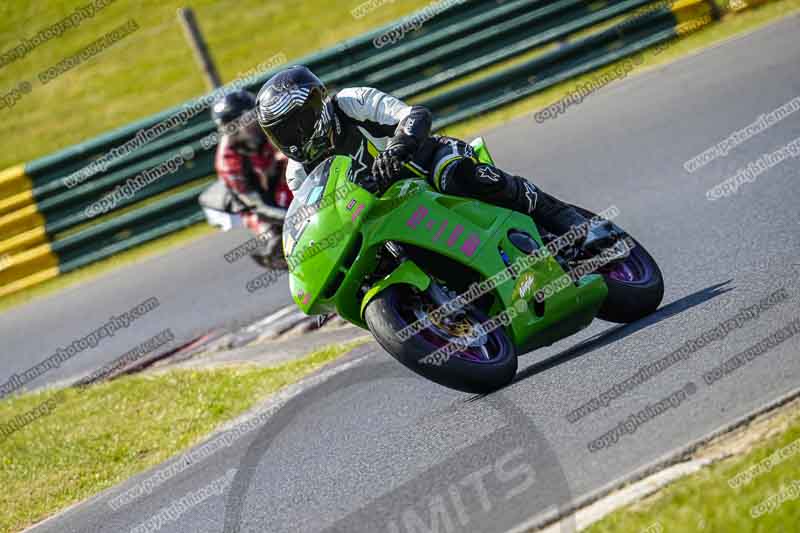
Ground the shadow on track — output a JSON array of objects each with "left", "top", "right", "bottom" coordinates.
[{"left": 508, "top": 280, "right": 734, "bottom": 389}]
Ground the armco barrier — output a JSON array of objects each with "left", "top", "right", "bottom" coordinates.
[
  {"left": 0, "top": 0, "right": 717, "bottom": 297},
  {"left": 427, "top": 0, "right": 718, "bottom": 128}
]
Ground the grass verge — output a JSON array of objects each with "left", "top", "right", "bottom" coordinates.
[
  {"left": 0, "top": 339, "right": 365, "bottom": 533},
  {"left": 585, "top": 400, "right": 800, "bottom": 532}
]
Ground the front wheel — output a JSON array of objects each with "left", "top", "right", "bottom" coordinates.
[
  {"left": 249, "top": 221, "right": 286, "bottom": 270},
  {"left": 364, "top": 284, "right": 517, "bottom": 394},
  {"left": 573, "top": 205, "right": 664, "bottom": 323}
]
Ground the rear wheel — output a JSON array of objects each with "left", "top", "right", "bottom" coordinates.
[
  {"left": 364, "top": 284, "right": 516, "bottom": 394},
  {"left": 572, "top": 205, "right": 664, "bottom": 323}
]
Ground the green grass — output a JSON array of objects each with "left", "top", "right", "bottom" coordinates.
[
  {"left": 0, "top": 0, "right": 434, "bottom": 170},
  {"left": 0, "top": 340, "right": 364, "bottom": 533},
  {"left": 585, "top": 406, "right": 800, "bottom": 532}
]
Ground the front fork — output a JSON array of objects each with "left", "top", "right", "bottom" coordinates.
[{"left": 384, "top": 240, "right": 463, "bottom": 313}]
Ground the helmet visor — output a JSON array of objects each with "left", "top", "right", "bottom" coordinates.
[{"left": 263, "top": 90, "right": 330, "bottom": 164}]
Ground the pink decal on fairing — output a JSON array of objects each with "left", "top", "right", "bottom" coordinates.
[
  {"left": 447, "top": 224, "right": 464, "bottom": 246},
  {"left": 351, "top": 204, "right": 365, "bottom": 222},
  {"left": 300, "top": 292, "right": 311, "bottom": 305},
  {"left": 403, "top": 206, "right": 478, "bottom": 259},
  {"left": 460, "top": 234, "right": 481, "bottom": 257},
  {"left": 406, "top": 205, "right": 429, "bottom": 228},
  {"left": 433, "top": 220, "right": 448, "bottom": 241}
]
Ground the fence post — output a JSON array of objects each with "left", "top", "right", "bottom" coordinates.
[{"left": 177, "top": 7, "right": 223, "bottom": 90}]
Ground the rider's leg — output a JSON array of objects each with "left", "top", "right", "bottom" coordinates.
[{"left": 427, "top": 138, "right": 614, "bottom": 251}]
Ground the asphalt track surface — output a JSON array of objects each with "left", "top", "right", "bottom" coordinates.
[
  {"left": 11, "top": 13, "right": 800, "bottom": 533},
  {"left": 0, "top": 224, "right": 294, "bottom": 393}
]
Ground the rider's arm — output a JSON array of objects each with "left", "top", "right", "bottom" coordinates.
[
  {"left": 337, "top": 87, "right": 432, "bottom": 187},
  {"left": 215, "top": 139, "right": 263, "bottom": 208},
  {"left": 334, "top": 87, "right": 431, "bottom": 149},
  {"left": 387, "top": 104, "right": 432, "bottom": 155}
]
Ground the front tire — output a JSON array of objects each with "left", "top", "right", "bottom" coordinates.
[
  {"left": 364, "top": 284, "right": 517, "bottom": 394},
  {"left": 250, "top": 251, "right": 287, "bottom": 270}
]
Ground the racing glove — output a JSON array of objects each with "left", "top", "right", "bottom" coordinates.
[
  {"left": 371, "top": 105, "right": 432, "bottom": 190},
  {"left": 350, "top": 172, "right": 381, "bottom": 195}
]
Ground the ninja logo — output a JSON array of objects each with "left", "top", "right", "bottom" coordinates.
[{"left": 516, "top": 272, "right": 536, "bottom": 300}]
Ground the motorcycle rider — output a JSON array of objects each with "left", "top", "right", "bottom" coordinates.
[
  {"left": 212, "top": 90, "right": 292, "bottom": 230},
  {"left": 212, "top": 89, "right": 293, "bottom": 265},
  {"left": 255, "top": 66, "right": 614, "bottom": 252}
]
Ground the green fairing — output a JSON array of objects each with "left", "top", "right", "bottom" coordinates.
[
  {"left": 284, "top": 138, "right": 607, "bottom": 353},
  {"left": 359, "top": 260, "right": 431, "bottom": 318},
  {"left": 469, "top": 136, "right": 496, "bottom": 165}
]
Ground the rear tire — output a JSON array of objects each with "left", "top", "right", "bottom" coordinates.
[
  {"left": 364, "top": 285, "right": 517, "bottom": 394},
  {"left": 572, "top": 205, "right": 664, "bottom": 323}
]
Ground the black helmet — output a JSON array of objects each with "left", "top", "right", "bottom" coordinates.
[
  {"left": 212, "top": 89, "right": 266, "bottom": 153},
  {"left": 256, "top": 66, "right": 333, "bottom": 165},
  {"left": 211, "top": 89, "right": 256, "bottom": 128}
]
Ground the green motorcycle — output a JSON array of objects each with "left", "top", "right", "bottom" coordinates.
[{"left": 283, "top": 138, "right": 664, "bottom": 393}]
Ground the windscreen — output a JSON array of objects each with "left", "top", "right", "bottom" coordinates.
[{"left": 283, "top": 157, "right": 334, "bottom": 257}]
